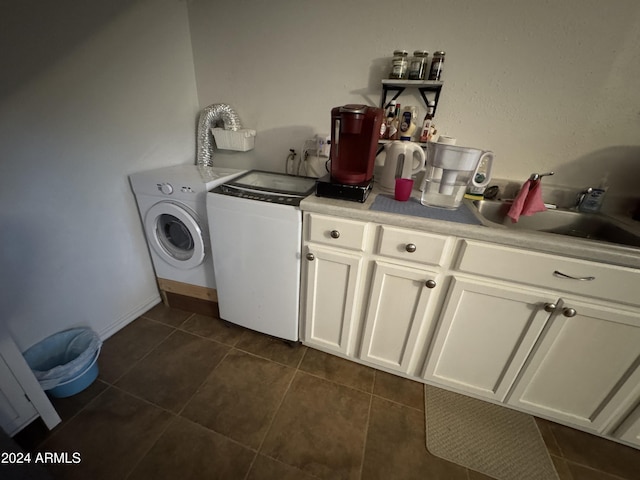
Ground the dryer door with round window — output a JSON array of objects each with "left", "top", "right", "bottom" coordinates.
[{"left": 144, "top": 202, "right": 205, "bottom": 269}]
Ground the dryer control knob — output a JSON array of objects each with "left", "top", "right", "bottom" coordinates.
[{"left": 158, "top": 183, "right": 173, "bottom": 195}]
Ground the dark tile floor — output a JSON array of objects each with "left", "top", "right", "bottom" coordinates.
[{"left": 12, "top": 304, "right": 640, "bottom": 480}]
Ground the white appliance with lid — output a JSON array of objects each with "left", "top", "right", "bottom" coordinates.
[
  {"left": 206, "top": 170, "right": 316, "bottom": 341},
  {"left": 129, "top": 164, "right": 245, "bottom": 289},
  {"left": 379, "top": 141, "right": 426, "bottom": 192}
]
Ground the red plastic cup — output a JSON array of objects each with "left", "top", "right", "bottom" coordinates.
[{"left": 394, "top": 178, "right": 414, "bottom": 201}]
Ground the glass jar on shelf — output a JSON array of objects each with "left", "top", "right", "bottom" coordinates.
[
  {"left": 428, "top": 51, "right": 446, "bottom": 81},
  {"left": 389, "top": 50, "right": 409, "bottom": 79},
  {"left": 408, "top": 50, "right": 429, "bottom": 80}
]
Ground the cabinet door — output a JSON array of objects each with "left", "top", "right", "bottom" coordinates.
[
  {"left": 615, "top": 402, "right": 640, "bottom": 448},
  {"left": 302, "top": 245, "right": 363, "bottom": 355},
  {"left": 507, "top": 299, "right": 640, "bottom": 433},
  {"left": 423, "top": 277, "right": 553, "bottom": 402},
  {"left": 359, "top": 261, "right": 440, "bottom": 373},
  {"left": 0, "top": 355, "right": 37, "bottom": 436}
]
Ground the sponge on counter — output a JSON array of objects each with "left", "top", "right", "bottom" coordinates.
[{"left": 463, "top": 193, "right": 484, "bottom": 201}]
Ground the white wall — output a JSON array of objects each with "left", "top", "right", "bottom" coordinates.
[
  {"left": 0, "top": 0, "right": 199, "bottom": 349},
  {"left": 188, "top": 0, "right": 640, "bottom": 201}
]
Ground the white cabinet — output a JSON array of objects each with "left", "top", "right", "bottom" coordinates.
[
  {"left": 456, "top": 240, "right": 640, "bottom": 308},
  {"left": 506, "top": 299, "right": 640, "bottom": 433},
  {"left": 300, "top": 207, "right": 640, "bottom": 449},
  {"left": 615, "top": 402, "right": 640, "bottom": 448},
  {"left": 359, "top": 261, "right": 440, "bottom": 372},
  {"left": 376, "top": 225, "right": 451, "bottom": 267},
  {"left": 357, "top": 225, "right": 452, "bottom": 374},
  {"left": 423, "top": 276, "right": 553, "bottom": 401},
  {"left": 301, "top": 214, "right": 451, "bottom": 374},
  {"left": 450, "top": 240, "right": 640, "bottom": 433},
  {"left": 302, "top": 245, "right": 364, "bottom": 355},
  {"left": 301, "top": 214, "right": 370, "bottom": 356}
]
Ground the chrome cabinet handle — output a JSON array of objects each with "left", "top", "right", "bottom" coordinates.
[
  {"left": 306, "top": 253, "right": 315, "bottom": 261},
  {"left": 544, "top": 302, "right": 557, "bottom": 313},
  {"left": 563, "top": 308, "right": 577, "bottom": 317},
  {"left": 553, "top": 270, "right": 595, "bottom": 281},
  {"left": 425, "top": 279, "right": 437, "bottom": 289},
  {"left": 330, "top": 230, "right": 340, "bottom": 239},
  {"left": 405, "top": 243, "right": 417, "bottom": 253}
]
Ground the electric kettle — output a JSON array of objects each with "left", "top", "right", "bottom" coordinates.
[{"left": 379, "top": 141, "right": 426, "bottom": 192}]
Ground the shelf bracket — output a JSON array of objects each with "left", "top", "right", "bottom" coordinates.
[
  {"left": 380, "top": 85, "right": 406, "bottom": 109},
  {"left": 418, "top": 87, "right": 442, "bottom": 115},
  {"left": 380, "top": 81, "right": 444, "bottom": 116}
]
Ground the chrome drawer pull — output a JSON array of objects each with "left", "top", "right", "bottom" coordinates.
[
  {"left": 553, "top": 270, "right": 595, "bottom": 281},
  {"left": 330, "top": 230, "right": 340, "bottom": 239},
  {"left": 563, "top": 308, "right": 577, "bottom": 317},
  {"left": 544, "top": 302, "right": 557, "bottom": 313},
  {"left": 425, "top": 279, "right": 437, "bottom": 289},
  {"left": 405, "top": 243, "right": 417, "bottom": 253},
  {"left": 306, "top": 253, "right": 315, "bottom": 261}
]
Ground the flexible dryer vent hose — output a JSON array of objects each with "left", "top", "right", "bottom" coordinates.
[{"left": 196, "top": 103, "right": 242, "bottom": 167}]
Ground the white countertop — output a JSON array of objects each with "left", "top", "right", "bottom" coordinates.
[{"left": 300, "top": 186, "right": 640, "bottom": 270}]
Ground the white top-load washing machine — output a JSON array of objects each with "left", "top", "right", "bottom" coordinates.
[
  {"left": 207, "top": 170, "right": 317, "bottom": 341},
  {"left": 130, "top": 164, "right": 245, "bottom": 290}
]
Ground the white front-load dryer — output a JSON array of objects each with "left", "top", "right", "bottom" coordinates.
[{"left": 129, "top": 164, "right": 245, "bottom": 290}]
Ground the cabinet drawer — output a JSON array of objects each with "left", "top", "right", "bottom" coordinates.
[
  {"left": 306, "top": 213, "right": 368, "bottom": 251},
  {"left": 456, "top": 240, "right": 640, "bottom": 307},
  {"left": 376, "top": 225, "right": 451, "bottom": 266}
]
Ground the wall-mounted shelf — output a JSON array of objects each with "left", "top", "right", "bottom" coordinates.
[{"left": 380, "top": 79, "right": 444, "bottom": 115}]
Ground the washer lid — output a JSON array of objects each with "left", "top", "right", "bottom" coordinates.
[
  {"left": 144, "top": 202, "right": 205, "bottom": 269},
  {"left": 226, "top": 170, "right": 316, "bottom": 196}
]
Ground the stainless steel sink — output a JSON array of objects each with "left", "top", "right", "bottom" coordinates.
[{"left": 471, "top": 200, "right": 640, "bottom": 248}]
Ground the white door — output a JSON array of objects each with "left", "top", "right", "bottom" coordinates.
[
  {"left": 359, "top": 261, "right": 440, "bottom": 373},
  {"left": 0, "top": 330, "right": 60, "bottom": 436},
  {"left": 423, "top": 276, "right": 553, "bottom": 401},
  {"left": 302, "top": 245, "right": 363, "bottom": 355},
  {"left": 507, "top": 299, "right": 640, "bottom": 432},
  {"left": 0, "top": 354, "right": 37, "bottom": 436}
]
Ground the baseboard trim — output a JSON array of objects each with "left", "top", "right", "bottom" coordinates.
[{"left": 98, "top": 293, "right": 162, "bottom": 340}]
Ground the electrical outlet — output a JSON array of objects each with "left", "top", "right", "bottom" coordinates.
[{"left": 316, "top": 134, "right": 330, "bottom": 157}]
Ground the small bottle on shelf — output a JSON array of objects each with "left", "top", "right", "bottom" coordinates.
[
  {"left": 379, "top": 100, "right": 396, "bottom": 140},
  {"left": 389, "top": 103, "right": 401, "bottom": 140},
  {"left": 419, "top": 101, "right": 436, "bottom": 142},
  {"left": 399, "top": 106, "right": 418, "bottom": 140}
]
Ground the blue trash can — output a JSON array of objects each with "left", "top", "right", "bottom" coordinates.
[{"left": 23, "top": 328, "right": 102, "bottom": 398}]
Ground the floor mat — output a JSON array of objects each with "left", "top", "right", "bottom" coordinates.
[{"left": 425, "top": 385, "right": 559, "bottom": 480}]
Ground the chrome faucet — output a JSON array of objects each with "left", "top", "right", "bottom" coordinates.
[
  {"left": 529, "top": 171, "right": 554, "bottom": 181},
  {"left": 526, "top": 172, "right": 557, "bottom": 209},
  {"left": 576, "top": 187, "right": 594, "bottom": 209}
]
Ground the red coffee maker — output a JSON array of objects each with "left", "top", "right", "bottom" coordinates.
[{"left": 329, "top": 105, "right": 383, "bottom": 184}]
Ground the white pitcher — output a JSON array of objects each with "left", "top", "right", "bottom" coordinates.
[
  {"left": 379, "top": 141, "right": 426, "bottom": 192},
  {"left": 421, "top": 143, "right": 494, "bottom": 209}
]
